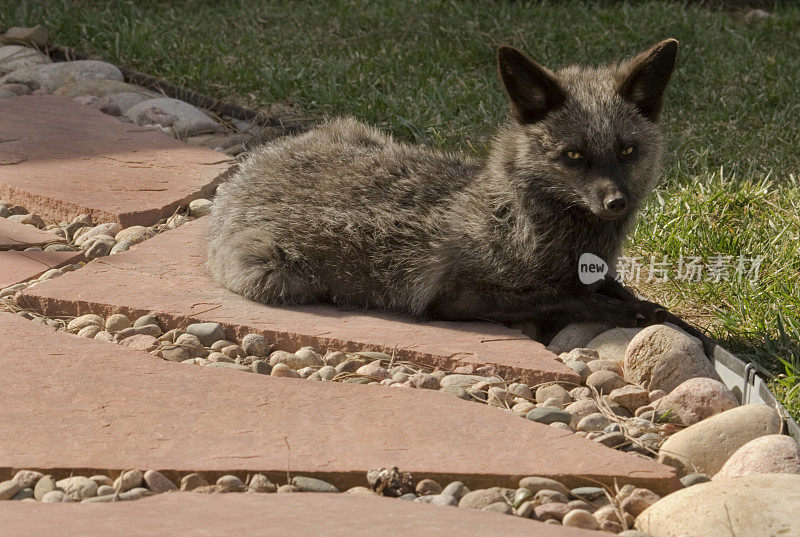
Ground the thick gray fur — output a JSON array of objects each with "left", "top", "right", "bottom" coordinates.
[{"left": 208, "top": 40, "right": 682, "bottom": 328}]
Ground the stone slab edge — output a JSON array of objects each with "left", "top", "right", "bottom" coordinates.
[
  {"left": 0, "top": 169, "right": 235, "bottom": 228},
  {"left": 0, "top": 493, "right": 602, "bottom": 537},
  {"left": 0, "top": 313, "right": 678, "bottom": 495},
  {"left": 16, "top": 291, "right": 578, "bottom": 387}
]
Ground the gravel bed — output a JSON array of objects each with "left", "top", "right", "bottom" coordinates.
[
  {"left": 0, "top": 198, "right": 211, "bottom": 298},
  {"left": 0, "top": 465, "right": 667, "bottom": 533}
]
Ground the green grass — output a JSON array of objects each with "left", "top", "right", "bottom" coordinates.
[{"left": 2, "top": 0, "right": 799, "bottom": 419}]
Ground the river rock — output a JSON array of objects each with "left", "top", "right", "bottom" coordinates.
[
  {"left": 562, "top": 509, "right": 600, "bottom": 530},
  {"left": 74, "top": 222, "right": 121, "bottom": 245},
  {"left": 441, "top": 481, "right": 469, "bottom": 500},
  {"left": 657, "top": 404, "right": 783, "bottom": 476},
  {"left": 0, "top": 45, "right": 50, "bottom": 72},
  {"left": 458, "top": 487, "right": 513, "bottom": 509},
  {"left": 586, "top": 327, "right": 640, "bottom": 363},
  {"left": 179, "top": 473, "right": 208, "bottom": 491},
  {"left": 67, "top": 314, "right": 104, "bottom": 332},
  {"left": 534, "top": 501, "right": 571, "bottom": 522},
  {"left": 439, "top": 374, "right": 491, "bottom": 390},
  {"left": 142, "top": 470, "right": 177, "bottom": 493},
  {"left": 585, "top": 370, "right": 627, "bottom": 394},
  {"left": 518, "top": 476, "right": 569, "bottom": 496},
  {"left": 609, "top": 384, "right": 650, "bottom": 412},
  {"left": 564, "top": 399, "right": 600, "bottom": 427},
  {"left": 55, "top": 476, "right": 97, "bottom": 500},
  {"left": 625, "top": 324, "right": 720, "bottom": 393},
  {"left": 114, "top": 469, "right": 143, "bottom": 492},
  {"left": 547, "top": 322, "right": 609, "bottom": 354},
  {"left": 560, "top": 347, "right": 600, "bottom": 364},
  {"left": 525, "top": 407, "right": 572, "bottom": 425},
  {"left": 0, "top": 25, "right": 48, "bottom": 47},
  {"left": 714, "top": 434, "right": 800, "bottom": 479},
  {"left": 620, "top": 487, "right": 660, "bottom": 517},
  {"left": 291, "top": 476, "right": 338, "bottom": 493},
  {"left": 5, "top": 60, "right": 123, "bottom": 92},
  {"left": 356, "top": 360, "right": 390, "bottom": 379},
  {"left": 188, "top": 198, "right": 213, "bottom": 217},
  {"left": 186, "top": 322, "right": 225, "bottom": 346},
  {"left": 535, "top": 384, "right": 572, "bottom": 405},
  {"left": 564, "top": 359, "right": 590, "bottom": 383},
  {"left": 654, "top": 377, "right": 739, "bottom": 425},
  {"left": 635, "top": 474, "right": 800, "bottom": 537},
  {"left": 577, "top": 413, "right": 611, "bottom": 432},
  {"left": 115, "top": 225, "right": 155, "bottom": 245},
  {"left": 126, "top": 97, "right": 219, "bottom": 136}
]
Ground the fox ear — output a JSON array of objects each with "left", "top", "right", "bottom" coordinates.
[
  {"left": 497, "top": 46, "right": 566, "bottom": 124},
  {"left": 616, "top": 39, "right": 678, "bottom": 121}
]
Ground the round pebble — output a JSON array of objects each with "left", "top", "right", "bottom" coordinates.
[
  {"left": 562, "top": 509, "right": 600, "bottom": 530},
  {"left": 217, "top": 475, "right": 244, "bottom": 488},
  {"left": 241, "top": 333, "right": 270, "bottom": 356},
  {"left": 189, "top": 198, "right": 213, "bottom": 217},
  {"left": 105, "top": 313, "right": 131, "bottom": 333},
  {"left": 525, "top": 407, "right": 572, "bottom": 425},
  {"left": 186, "top": 322, "right": 225, "bottom": 347},
  {"left": 415, "top": 479, "right": 442, "bottom": 496},
  {"left": 271, "top": 363, "right": 300, "bottom": 378}
]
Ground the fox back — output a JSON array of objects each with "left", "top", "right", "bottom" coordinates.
[{"left": 207, "top": 40, "right": 678, "bottom": 325}]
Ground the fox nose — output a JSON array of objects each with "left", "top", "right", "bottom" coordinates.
[{"left": 603, "top": 195, "right": 628, "bottom": 214}]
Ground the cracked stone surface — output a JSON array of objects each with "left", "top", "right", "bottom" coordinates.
[
  {"left": 0, "top": 217, "right": 66, "bottom": 250},
  {"left": 19, "top": 217, "right": 580, "bottom": 386},
  {"left": 0, "top": 95, "right": 235, "bottom": 227},
  {"left": 0, "top": 250, "right": 82, "bottom": 288},
  {"left": 0, "top": 313, "right": 679, "bottom": 494},
  {"left": 0, "top": 493, "right": 603, "bottom": 537}
]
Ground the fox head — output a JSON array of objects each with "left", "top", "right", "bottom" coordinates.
[{"left": 496, "top": 39, "right": 678, "bottom": 221}]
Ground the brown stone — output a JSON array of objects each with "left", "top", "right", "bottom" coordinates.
[
  {"left": 19, "top": 218, "right": 580, "bottom": 387},
  {"left": 0, "top": 96, "right": 234, "bottom": 227},
  {"left": 0, "top": 217, "right": 67, "bottom": 250},
  {"left": 0, "top": 250, "right": 82, "bottom": 288},
  {"left": 0, "top": 492, "right": 604, "bottom": 537},
  {"left": 0, "top": 313, "right": 678, "bottom": 494}
]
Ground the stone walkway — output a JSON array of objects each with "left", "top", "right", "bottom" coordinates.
[
  {"left": 0, "top": 313, "right": 677, "bottom": 494},
  {"left": 0, "top": 493, "right": 603, "bottom": 537},
  {"left": 0, "top": 96, "right": 233, "bottom": 226},
  {"left": 0, "top": 65, "right": 681, "bottom": 534}
]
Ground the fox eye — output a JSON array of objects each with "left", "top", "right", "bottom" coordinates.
[
  {"left": 566, "top": 151, "right": 583, "bottom": 160},
  {"left": 620, "top": 146, "right": 635, "bottom": 157}
]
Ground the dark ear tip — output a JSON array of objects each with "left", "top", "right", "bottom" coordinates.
[
  {"left": 659, "top": 38, "right": 679, "bottom": 54},
  {"left": 497, "top": 45, "right": 520, "bottom": 61}
]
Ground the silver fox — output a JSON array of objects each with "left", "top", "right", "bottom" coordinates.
[{"left": 208, "top": 39, "right": 687, "bottom": 331}]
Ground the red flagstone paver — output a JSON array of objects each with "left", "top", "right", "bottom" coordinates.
[
  {"left": 0, "top": 250, "right": 83, "bottom": 288},
  {"left": 19, "top": 218, "right": 578, "bottom": 386},
  {"left": 0, "top": 95, "right": 235, "bottom": 227},
  {"left": 0, "top": 493, "right": 602, "bottom": 537},
  {"left": 0, "top": 217, "right": 66, "bottom": 250},
  {"left": 0, "top": 313, "right": 679, "bottom": 494}
]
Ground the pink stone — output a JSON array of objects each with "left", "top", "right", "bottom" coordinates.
[
  {"left": 0, "top": 251, "right": 81, "bottom": 288},
  {"left": 18, "top": 218, "right": 580, "bottom": 387},
  {"left": 655, "top": 377, "right": 739, "bottom": 425},
  {"left": 0, "top": 313, "right": 679, "bottom": 494},
  {"left": 0, "top": 218, "right": 67, "bottom": 250},
  {"left": 0, "top": 492, "right": 604, "bottom": 537},
  {"left": 714, "top": 434, "right": 800, "bottom": 480},
  {"left": 0, "top": 96, "right": 233, "bottom": 227}
]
